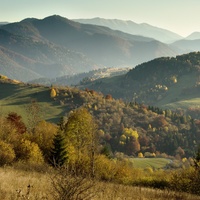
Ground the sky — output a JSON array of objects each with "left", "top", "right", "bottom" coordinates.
[{"left": 1, "top": 0, "right": 200, "bottom": 37}]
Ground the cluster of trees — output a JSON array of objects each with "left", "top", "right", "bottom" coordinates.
[
  {"left": 2, "top": 87, "right": 200, "bottom": 196},
  {"left": 0, "top": 108, "right": 98, "bottom": 170},
  {"left": 1, "top": 82, "right": 200, "bottom": 170},
  {"left": 0, "top": 108, "right": 150, "bottom": 185},
  {"left": 48, "top": 86, "right": 200, "bottom": 159},
  {"left": 0, "top": 112, "right": 56, "bottom": 165},
  {"left": 187, "top": 107, "right": 200, "bottom": 119}
]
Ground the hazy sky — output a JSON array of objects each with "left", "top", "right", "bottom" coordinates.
[{"left": 1, "top": 0, "right": 200, "bottom": 37}]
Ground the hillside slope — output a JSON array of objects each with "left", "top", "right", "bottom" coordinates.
[
  {"left": 0, "top": 28, "right": 97, "bottom": 81},
  {"left": 79, "top": 52, "right": 200, "bottom": 110},
  {"left": 0, "top": 77, "right": 199, "bottom": 157}
]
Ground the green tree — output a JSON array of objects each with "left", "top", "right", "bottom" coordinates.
[
  {"left": 100, "top": 144, "right": 113, "bottom": 158},
  {"left": 194, "top": 146, "right": 200, "bottom": 169},
  {"left": 50, "top": 132, "right": 68, "bottom": 167}
]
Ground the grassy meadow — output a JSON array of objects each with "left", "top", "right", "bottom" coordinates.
[
  {"left": 0, "top": 82, "right": 64, "bottom": 123},
  {"left": 0, "top": 165, "right": 200, "bottom": 200},
  {"left": 130, "top": 158, "right": 171, "bottom": 169}
]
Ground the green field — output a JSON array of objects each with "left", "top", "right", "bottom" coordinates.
[
  {"left": 156, "top": 72, "right": 200, "bottom": 109},
  {"left": 0, "top": 82, "right": 64, "bottom": 124},
  {"left": 130, "top": 158, "right": 171, "bottom": 169}
]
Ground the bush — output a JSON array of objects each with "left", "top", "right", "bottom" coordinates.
[
  {"left": 0, "top": 140, "right": 15, "bottom": 165},
  {"left": 170, "top": 167, "right": 200, "bottom": 195},
  {"left": 95, "top": 155, "right": 117, "bottom": 181},
  {"left": 16, "top": 139, "right": 44, "bottom": 164},
  {"left": 50, "top": 167, "right": 97, "bottom": 200}
]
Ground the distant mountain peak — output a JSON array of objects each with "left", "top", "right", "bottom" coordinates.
[
  {"left": 73, "top": 17, "right": 183, "bottom": 43},
  {"left": 186, "top": 32, "right": 200, "bottom": 40}
]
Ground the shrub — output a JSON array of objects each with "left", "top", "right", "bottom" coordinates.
[
  {"left": 95, "top": 155, "right": 116, "bottom": 181},
  {"left": 170, "top": 167, "right": 200, "bottom": 195},
  {"left": 16, "top": 139, "right": 44, "bottom": 164},
  {"left": 29, "top": 120, "right": 57, "bottom": 161},
  {"left": 50, "top": 167, "right": 97, "bottom": 200},
  {"left": 0, "top": 140, "right": 15, "bottom": 165}
]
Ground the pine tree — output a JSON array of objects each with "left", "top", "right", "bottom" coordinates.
[{"left": 50, "top": 132, "right": 68, "bottom": 167}]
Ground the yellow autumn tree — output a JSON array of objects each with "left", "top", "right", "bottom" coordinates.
[
  {"left": 28, "top": 120, "right": 58, "bottom": 161},
  {"left": 64, "top": 108, "right": 98, "bottom": 176},
  {"left": 0, "top": 140, "right": 16, "bottom": 165},
  {"left": 123, "top": 128, "right": 138, "bottom": 139},
  {"left": 50, "top": 88, "right": 57, "bottom": 98},
  {"left": 138, "top": 152, "right": 144, "bottom": 158},
  {"left": 16, "top": 139, "right": 44, "bottom": 164}
]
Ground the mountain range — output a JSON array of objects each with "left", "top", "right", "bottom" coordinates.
[
  {"left": 0, "top": 15, "right": 179, "bottom": 82},
  {"left": 1, "top": 15, "right": 200, "bottom": 83},
  {"left": 74, "top": 18, "right": 183, "bottom": 43},
  {"left": 74, "top": 18, "right": 200, "bottom": 55}
]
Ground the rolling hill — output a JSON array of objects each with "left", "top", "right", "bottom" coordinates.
[
  {"left": 0, "top": 22, "right": 8, "bottom": 26},
  {"left": 79, "top": 51, "right": 200, "bottom": 110},
  {"left": 186, "top": 32, "right": 200, "bottom": 40},
  {"left": 171, "top": 39, "right": 200, "bottom": 54},
  {"left": 29, "top": 67, "right": 130, "bottom": 86},
  {"left": 0, "top": 15, "right": 178, "bottom": 81},
  {"left": 0, "top": 75, "right": 199, "bottom": 157},
  {"left": 73, "top": 18, "right": 183, "bottom": 43}
]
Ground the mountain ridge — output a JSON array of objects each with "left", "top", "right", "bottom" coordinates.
[
  {"left": 73, "top": 17, "right": 183, "bottom": 43},
  {"left": 0, "top": 15, "right": 178, "bottom": 81},
  {"left": 186, "top": 32, "right": 200, "bottom": 40}
]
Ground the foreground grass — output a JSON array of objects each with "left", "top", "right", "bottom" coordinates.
[{"left": 0, "top": 166, "right": 200, "bottom": 200}]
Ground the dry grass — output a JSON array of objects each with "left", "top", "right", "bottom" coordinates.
[
  {"left": 0, "top": 166, "right": 51, "bottom": 199},
  {"left": 94, "top": 182, "right": 200, "bottom": 200},
  {"left": 0, "top": 166, "right": 200, "bottom": 200}
]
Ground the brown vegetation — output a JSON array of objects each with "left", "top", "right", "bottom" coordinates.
[{"left": 0, "top": 166, "right": 200, "bottom": 200}]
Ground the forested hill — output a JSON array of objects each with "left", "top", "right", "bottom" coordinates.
[
  {"left": 79, "top": 52, "right": 200, "bottom": 110},
  {"left": 0, "top": 76, "right": 199, "bottom": 158}
]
